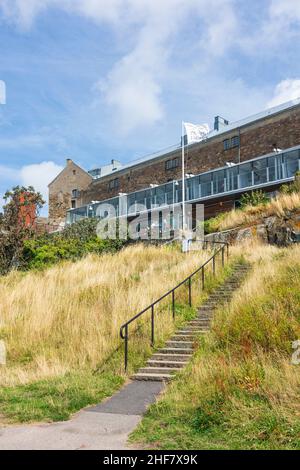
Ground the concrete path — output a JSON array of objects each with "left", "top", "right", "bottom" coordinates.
[{"left": 0, "top": 381, "right": 164, "bottom": 450}]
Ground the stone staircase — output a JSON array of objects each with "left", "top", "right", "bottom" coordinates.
[{"left": 132, "top": 262, "right": 250, "bottom": 382}]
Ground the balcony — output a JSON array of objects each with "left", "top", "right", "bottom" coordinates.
[{"left": 67, "top": 146, "right": 300, "bottom": 224}]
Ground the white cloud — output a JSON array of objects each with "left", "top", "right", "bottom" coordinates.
[
  {"left": 0, "top": 0, "right": 238, "bottom": 134},
  {"left": 267, "top": 79, "right": 300, "bottom": 108},
  {"left": 20, "top": 161, "right": 63, "bottom": 201},
  {"left": 0, "top": 161, "right": 62, "bottom": 214},
  {"left": 0, "top": 80, "right": 6, "bottom": 104}
]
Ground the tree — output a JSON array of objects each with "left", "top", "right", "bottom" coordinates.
[{"left": 0, "top": 186, "right": 44, "bottom": 274}]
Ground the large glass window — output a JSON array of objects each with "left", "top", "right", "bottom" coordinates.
[
  {"left": 127, "top": 193, "right": 136, "bottom": 214},
  {"left": 239, "top": 162, "right": 252, "bottom": 188},
  {"left": 187, "top": 176, "right": 199, "bottom": 200},
  {"left": 165, "top": 182, "right": 174, "bottom": 205},
  {"left": 156, "top": 186, "right": 166, "bottom": 206},
  {"left": 268, "top": 155, "right": 282, "bottom": 182},
  {"left": 200, "top": 173, "right": 212, "bottom": 197},
  {"left": 283, "top": 150, "right": 299, "bottom": 178},
  {"left": 225, "top": 166, "right": 238, "bottom": 192},
  {"left": 212, "top": 170, "right": 225, "bottom": 194},
  {"left": 253, "top": 159, "right": 267, "bottom": 185}
]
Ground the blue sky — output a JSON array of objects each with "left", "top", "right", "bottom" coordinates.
[{"left": 1, "top": 0, "right": 300, "bottom": 215}]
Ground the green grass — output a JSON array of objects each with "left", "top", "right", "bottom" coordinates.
[
  {"left": 130, "top": 246, "right": 300, "bottom": 450},
  {"left": 0, "top": 370, "right": 124, "bottom": 423}
]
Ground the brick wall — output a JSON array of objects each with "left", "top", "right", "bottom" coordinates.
[{"left": 82, "top": 105, "right": 300, "bottom": 205}]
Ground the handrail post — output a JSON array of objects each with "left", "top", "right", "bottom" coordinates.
[
  {"left": 124, "top": 325, "right": 128, "bottom": 372},
  {"left": 172, "top": 290, "right": 175, "bottom": 319},
  {"left": 213, "top": 254, "right": 216, "bottom": 276},
  {"left": 227, "top": 242, "right": 229, "bottom": 260},
  {"left": 222, "top": 246, "right": 225, "bottom": 267},
  {"left": 151, "top": 305, "right": 155, "bottom": 346},
  {"left": 188, "top": 277, "right": 192, "bottom": 307}
]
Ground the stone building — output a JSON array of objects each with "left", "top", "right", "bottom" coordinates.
[
  {"left": 49, "top": 99, "right": 300, "bottom": 227},
  {"left": 48, "top": 159, "right": 92, "bottom": 226}
]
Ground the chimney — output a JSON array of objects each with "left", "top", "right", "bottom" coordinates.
[
  {"left": 66, "top": 158, "right": 72, "bottom": 165},
  {"left": 214, "top": 116, "right": 229, "bottom": 131}
]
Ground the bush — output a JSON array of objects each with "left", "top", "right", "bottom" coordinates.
[
  {"left": 202, "top": 213, "right": 227, "bottom": 234},
  {"left": 280, "top": 171, "right": 300, "bottom": 195},
  {"left": 239, "top": 190, "right": 268, "bottom": 209},
  {"left": 22, "top": 219, "right": 125, "bottom": 270}
]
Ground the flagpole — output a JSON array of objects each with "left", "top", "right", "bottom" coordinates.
[{"left": 182, "top": 121, "right": 185, "bottom": 233}]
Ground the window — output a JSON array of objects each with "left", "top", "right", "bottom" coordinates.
[
  {"left": 165, "top": 158, "right": 179, "bottom": 170},
  {"left": 223, "top": 135, "right": 240, "bottom": 151},
  {"left": 73, "top": 170, "right": 76, "bottom": 175},
  {"left": 231, "top": 135, "right": 240, "bottom": 148},
  {"left": 71, "top": 199, "right": 76, "bottom": 209},
  {"left": 72, "top": 189, "right": 79, "bottom": 198},
  {"left": 223, "top": 139, "right": 230, "bottom": 151},
  {"left": 108, "top": 178, "right": 119, "bottom": 190}
]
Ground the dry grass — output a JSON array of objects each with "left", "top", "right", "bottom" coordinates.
[
  {"left": 131, "top": 240, "right": 300, "bottom": 449},
  {"left": 0, "top": 244, "right": 208, "bottom": 387},
  {"left": 216, "top": 191, "right": 300, "bottom": 232}
]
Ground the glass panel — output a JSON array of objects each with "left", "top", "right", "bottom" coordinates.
[
  {"left": 284, "top": 150, "right": 299, "bottom": 178},
  {"left": 145, "top": 188, "right": 152, "bottom": 210},
  {"left": 127, "top": 193, "right": 136, "bottom": 214},
  {"left": 187, "top": 176, "right": 199, "bottom": 200},
  {"left": 156, "top": 186, "right": 166, "bottom": 206},
  {"left": 225, "top": 166, "right": 238, "bottom": 192},
  {"left": 200, "top": 173, "right": 212, "bottom": 196},
  {"left": 253, "top": 158, "right": 267, "bottom": 185},
  {"left": 165, "top": 182, "right": 174, "bottom": 205},
  {"left": 268, "top": 155, "right": 282, "bottom": 182},
  {"left": 72, "top": 206, "right": 87, "bottom": 222},
  {"left": 212, "top": 170, "right": 225, "bottom": 194},
  {"left": 136, "top": 190, "right": 146, "bottom": 208},
  {"left": 239, "top": 162, "right": 252, "bottom": 188}
]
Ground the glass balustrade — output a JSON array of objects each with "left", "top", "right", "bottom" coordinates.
[{"left": 67, "top": 146, "right": 300, "bottom": 224}]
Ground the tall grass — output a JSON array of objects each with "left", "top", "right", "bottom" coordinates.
[
  {"left": 210, "top": 191, "right": 300, "bottom": 232},
  {"left": 0, "top": 244, "right": 210, "bottom": 387},
  {"left": 131, "top": 241, "right": 300, "bottom": 450}
]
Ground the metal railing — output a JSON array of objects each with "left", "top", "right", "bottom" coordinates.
[{"left": 120, "top": 240, "right": 229, "bottom": 371}]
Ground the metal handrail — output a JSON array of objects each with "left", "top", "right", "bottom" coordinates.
[{"left": 120, "top": 240, "right": 229, "bottom": 371}]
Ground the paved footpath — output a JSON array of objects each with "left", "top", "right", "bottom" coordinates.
[{"left": 0, "top": 381, "right": 164, "bottom": 450}]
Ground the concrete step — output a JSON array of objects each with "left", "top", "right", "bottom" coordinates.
[
  {"left": 139, "top": 367, "right": 181, "bottom": 374},
  {"left": 158, "top": 348, "right": 193, "bottom": 355},
  {"left": 147, "top": 359, "right": 187, "bottom": 368},
  {"left": 132, "top": 262, "right": 251, "bottom": 383},
  {"left": 133, "top": 373, "right": 173, "bottom": 382},
  {"left": 152, "top": 353, "right": 191, "bottom": 361},
  {"left": 165, "top": 341, "right": 194, "bottom": 348},
  {"left": 190, "top": 315, "right": 212, "bottom": 328},
  {"left": 176, "top": 330, "right": 203, "bottom": 335},
  {"left": 171, "top": 335, "right": 196, "bottom": 341}
]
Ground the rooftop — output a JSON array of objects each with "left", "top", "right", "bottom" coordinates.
[{"left": 90, "top": 97, "right": 300, "bottom": 181}]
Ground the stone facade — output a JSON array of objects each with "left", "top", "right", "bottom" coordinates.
[
  {"left": 82, "top": 104, "right": 300, "bottom": 205},
  {"left": 48, "top": 159, "right": 92, "bottom": 225}
]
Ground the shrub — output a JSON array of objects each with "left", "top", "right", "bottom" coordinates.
[
  {"left": 22, "top": 219, "right": 125, "bottom": 270},
  {"left": 202, "top": 213, "right": 227, "bottom": 234},
  {"left": 239, "top": 190, "right": 268, "bottom": 209}
]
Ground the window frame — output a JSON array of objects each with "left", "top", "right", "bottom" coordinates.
[
  {"left": 165, "top": 158, "right": 179, "bottom": 171},
  {"left": 108, "top": 178, "right": 120, "bottom": 190}
]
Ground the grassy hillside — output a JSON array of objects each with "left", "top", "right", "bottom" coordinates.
[
  {"left": 130, "top": 242, "right": 300, "bottom": 450},
  {"left": 0, "top": 244, "right": 231, "bottom": 423},
  {"left": 205, "top": 191, "right": 300, "bottom": 233}
]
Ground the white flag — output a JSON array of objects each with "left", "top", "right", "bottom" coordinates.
[
  {"left": 0, "top": 80, "right": 6, "bottom": 105},
  {"left": 183, "top": 122, "right": 210, "bottom": 144}
]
